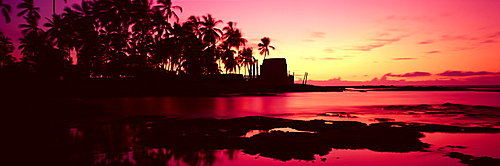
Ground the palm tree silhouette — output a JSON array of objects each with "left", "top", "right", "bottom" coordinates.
[
  {"left": 238, "top": 47, "right": 254, "bottom": 76},
  {"left": 155, "top": 0, "right": 182, "bottom": 23},
  {"left": 258, "top": 37, "right": 275, "bottom": 58},
  {"left": 200, "top": 14, "right": 223, "bottom": 46},
  {"left": 221, "top": 21, "right": 247, "bottom": 74},
  {"left": 0, "top": 0, "right": 11, "bottom": 23},
  {"left": 223, "top": 21, "right": 247, "bottom": 50}
]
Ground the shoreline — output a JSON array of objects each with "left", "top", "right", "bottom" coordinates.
[{"left": 2, "top": 78, "right": 499, "bottom": 98}]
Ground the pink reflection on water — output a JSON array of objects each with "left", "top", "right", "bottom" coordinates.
[{"left": 85, "top": 91, "right": 500, "bottom": 119}]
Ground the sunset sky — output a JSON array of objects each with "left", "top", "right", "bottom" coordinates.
[{"left": 1, "top": 0, "right": 499, "bottom": 85}]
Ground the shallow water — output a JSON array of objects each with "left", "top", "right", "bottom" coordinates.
[{"left": 81, "top": 91, "right": 500, "bottom": 166}]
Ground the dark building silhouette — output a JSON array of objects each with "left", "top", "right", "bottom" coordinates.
[{"left": 259, "top": 58, "right": 294, "bottom": 85}]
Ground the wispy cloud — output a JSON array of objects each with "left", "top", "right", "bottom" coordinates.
[
  {"left": 441, "top": 35, "right": 479, "bottom": 41},
  {"left": 437, "top": 70, "right": 500, "bottom": 76},
  {"left": 418, "top": 40, "right": 434, "bottom": 44},
  {"left": 344, "top": 34, "right": 408, "bottom": 51},
  {"left": 426, "top": 51, "right": 440, "bottom": 54},
  {"left": 485, "top": 31, "right": 500, "bottom": 38},
  {"left": 384, "top": 15, "right": 431, "bottom": 22},
  {"left": 323, "top": 48, "right": 334, "bottom": 53},
  {"left": 344, "top": 44, "right": 388, "bottom": 51},
  {"left": 321, "top": 57, "right": 343, "bottom": 60},
  {"left": 393, "top": 58, "right": 417, "bottom": 60},
  {"left": 479, "top": 40, "right": 497, "bottom": 44},
  {"left": 423, "top": 31, "right": 500, "bottom": 47},
  {"left": 310, "top": 31, "right": 326, "bottom": 38},
  {"left": 300, "top": 56, "right": 343, "bottom": 61},
  {"left": 385, "top": 72, "right": 431, "bottom": 77}
]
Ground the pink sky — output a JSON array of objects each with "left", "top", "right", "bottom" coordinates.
[{"left": 1, "top": 0, "right": 499, "bottom": 85}]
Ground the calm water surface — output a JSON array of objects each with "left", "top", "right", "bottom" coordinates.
[
  {"left": 87, "top": 91, "right": 500, "bottom": 118},
  {"left": 83, "top": 91, "right": 500, "bottom": 166}
]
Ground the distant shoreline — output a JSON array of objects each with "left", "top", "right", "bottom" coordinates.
[{"left": 2, "top": 78, "right": 499, "bottom": 98}]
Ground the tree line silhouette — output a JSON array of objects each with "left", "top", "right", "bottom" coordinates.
[{"left": 0, "top": 0, "right": 275, "bottom": 80}]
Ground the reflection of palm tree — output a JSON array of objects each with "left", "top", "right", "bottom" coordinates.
[
  {"left": 0, "top": 0, "right": 11, "bottom": 23},
  {"left": 17, "top": 0, "right": 40, "bottom": 20},
  {"left": 52, "top": 0, "right": 67, "bottom": 15},
  {"left": 44, "top": 14, "right": 74, "bottom": 61},
  {"left": 258, "top": 37, "right": 275, "bottom": 58},
  {"left": 0, "top": 31, "right": 16, "bottom": 68}
]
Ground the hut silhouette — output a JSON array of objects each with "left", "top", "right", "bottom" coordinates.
[{"left": 258, "top": 58, "right": 294, "bottom": 85}]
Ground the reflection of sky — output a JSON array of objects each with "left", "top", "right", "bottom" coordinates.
[
  {"left": 1, "top": 0, "right": 499, "bottom": 84},
  {"left": 87, "top": 91, "right": 500, "bottom": 121}
]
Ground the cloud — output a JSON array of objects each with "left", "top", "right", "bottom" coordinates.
[
  {"left": 441, "top": 35, "right": 479, "bottom": 41},
  {"left": 384, "top": 15, "right": 430, "bottom": 22},
  {"left": 485, "top": 31, "right": 500, "bottom": 38},
  {"left": 385, "top": 72, "right": 431, "bottom": 77},
  {"left": 302, "top": 39, "right": 315, "bottom": 42},
  {"left": 301, "top": 56, "right": 343, "bottom": 61},
  {"left": 480, "top": 40, "right": 496, "bottom": 44},
  {"left": 321, "top": 57, "right": 343, "bottom": 60},
  {"left": 451, "top": 47, "right": 474, "bottom": 51},
  {"left": 437, "top": 70, "right": 500, "bottom": 77},
  {"left": 323, "top": 48, "right": 334, "bottom": 53},
  {"left": 344, "top": 43, "right": 387, "bottom": 51},
  {"left": 300, "top": 57, "right": 317, "bottom": 61},
  {"left": 418, "top": 40, "right": 434, "bottom": 44},
  {"left": 427, "top": 51, "right": 440, "bottom": 54},
  {"left": 344, "top": 35, "right": 407, "bottom": 51},
  {"left": 310, "top": 31, "right": 326, "bottom": 38},
  {"left": 393, "top": 58, "right": 417, "bottom": 60}
]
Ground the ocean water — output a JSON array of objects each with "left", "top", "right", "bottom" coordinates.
[{"left": 81, "top": 91, "right": 500, "bottom": 166}]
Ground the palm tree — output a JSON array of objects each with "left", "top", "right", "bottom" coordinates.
[
  {"left": 238, "top": 47, "right": 254, "bottom": 76},
  {"left": 223, "top": 21, "right": 247, "bottom": 50},
  {"left": 0, "top": 0, "right": 11, "bottom": 23},
  {"left": 258, "top": 37, "right": 275, "bottom": 58},
  {"left": 220, "top": 43, "right": 238, "bottom": 73},
  {"left": 155, "top": 0, "right": 182, "bottom": 23},
  {"left": 200, "top": 14, "right": 223, "bottom": 46}
]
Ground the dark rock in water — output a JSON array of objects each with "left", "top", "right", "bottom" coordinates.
[
  {"left": 446, "top": 152, "right": 500, "bottom": 166},
  {"left": 445, "top": 145, "right": 467, "bottom": 149},
  {"left": 374, "top": 118, "right": 395, "bottom": 122},
  {"left": 319, "top": 112, "right": 358, "bottom": 118},
  {"left": 138, "top": 116, "right": 431, "bottom": 162}
]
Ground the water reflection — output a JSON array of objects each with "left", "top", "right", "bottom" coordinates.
[
  {"left": 51, "top": 116, "right": 499, "bottom": 165},
  {"left": 86, "top": 91, "right": 500, "bottom": 119}
]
